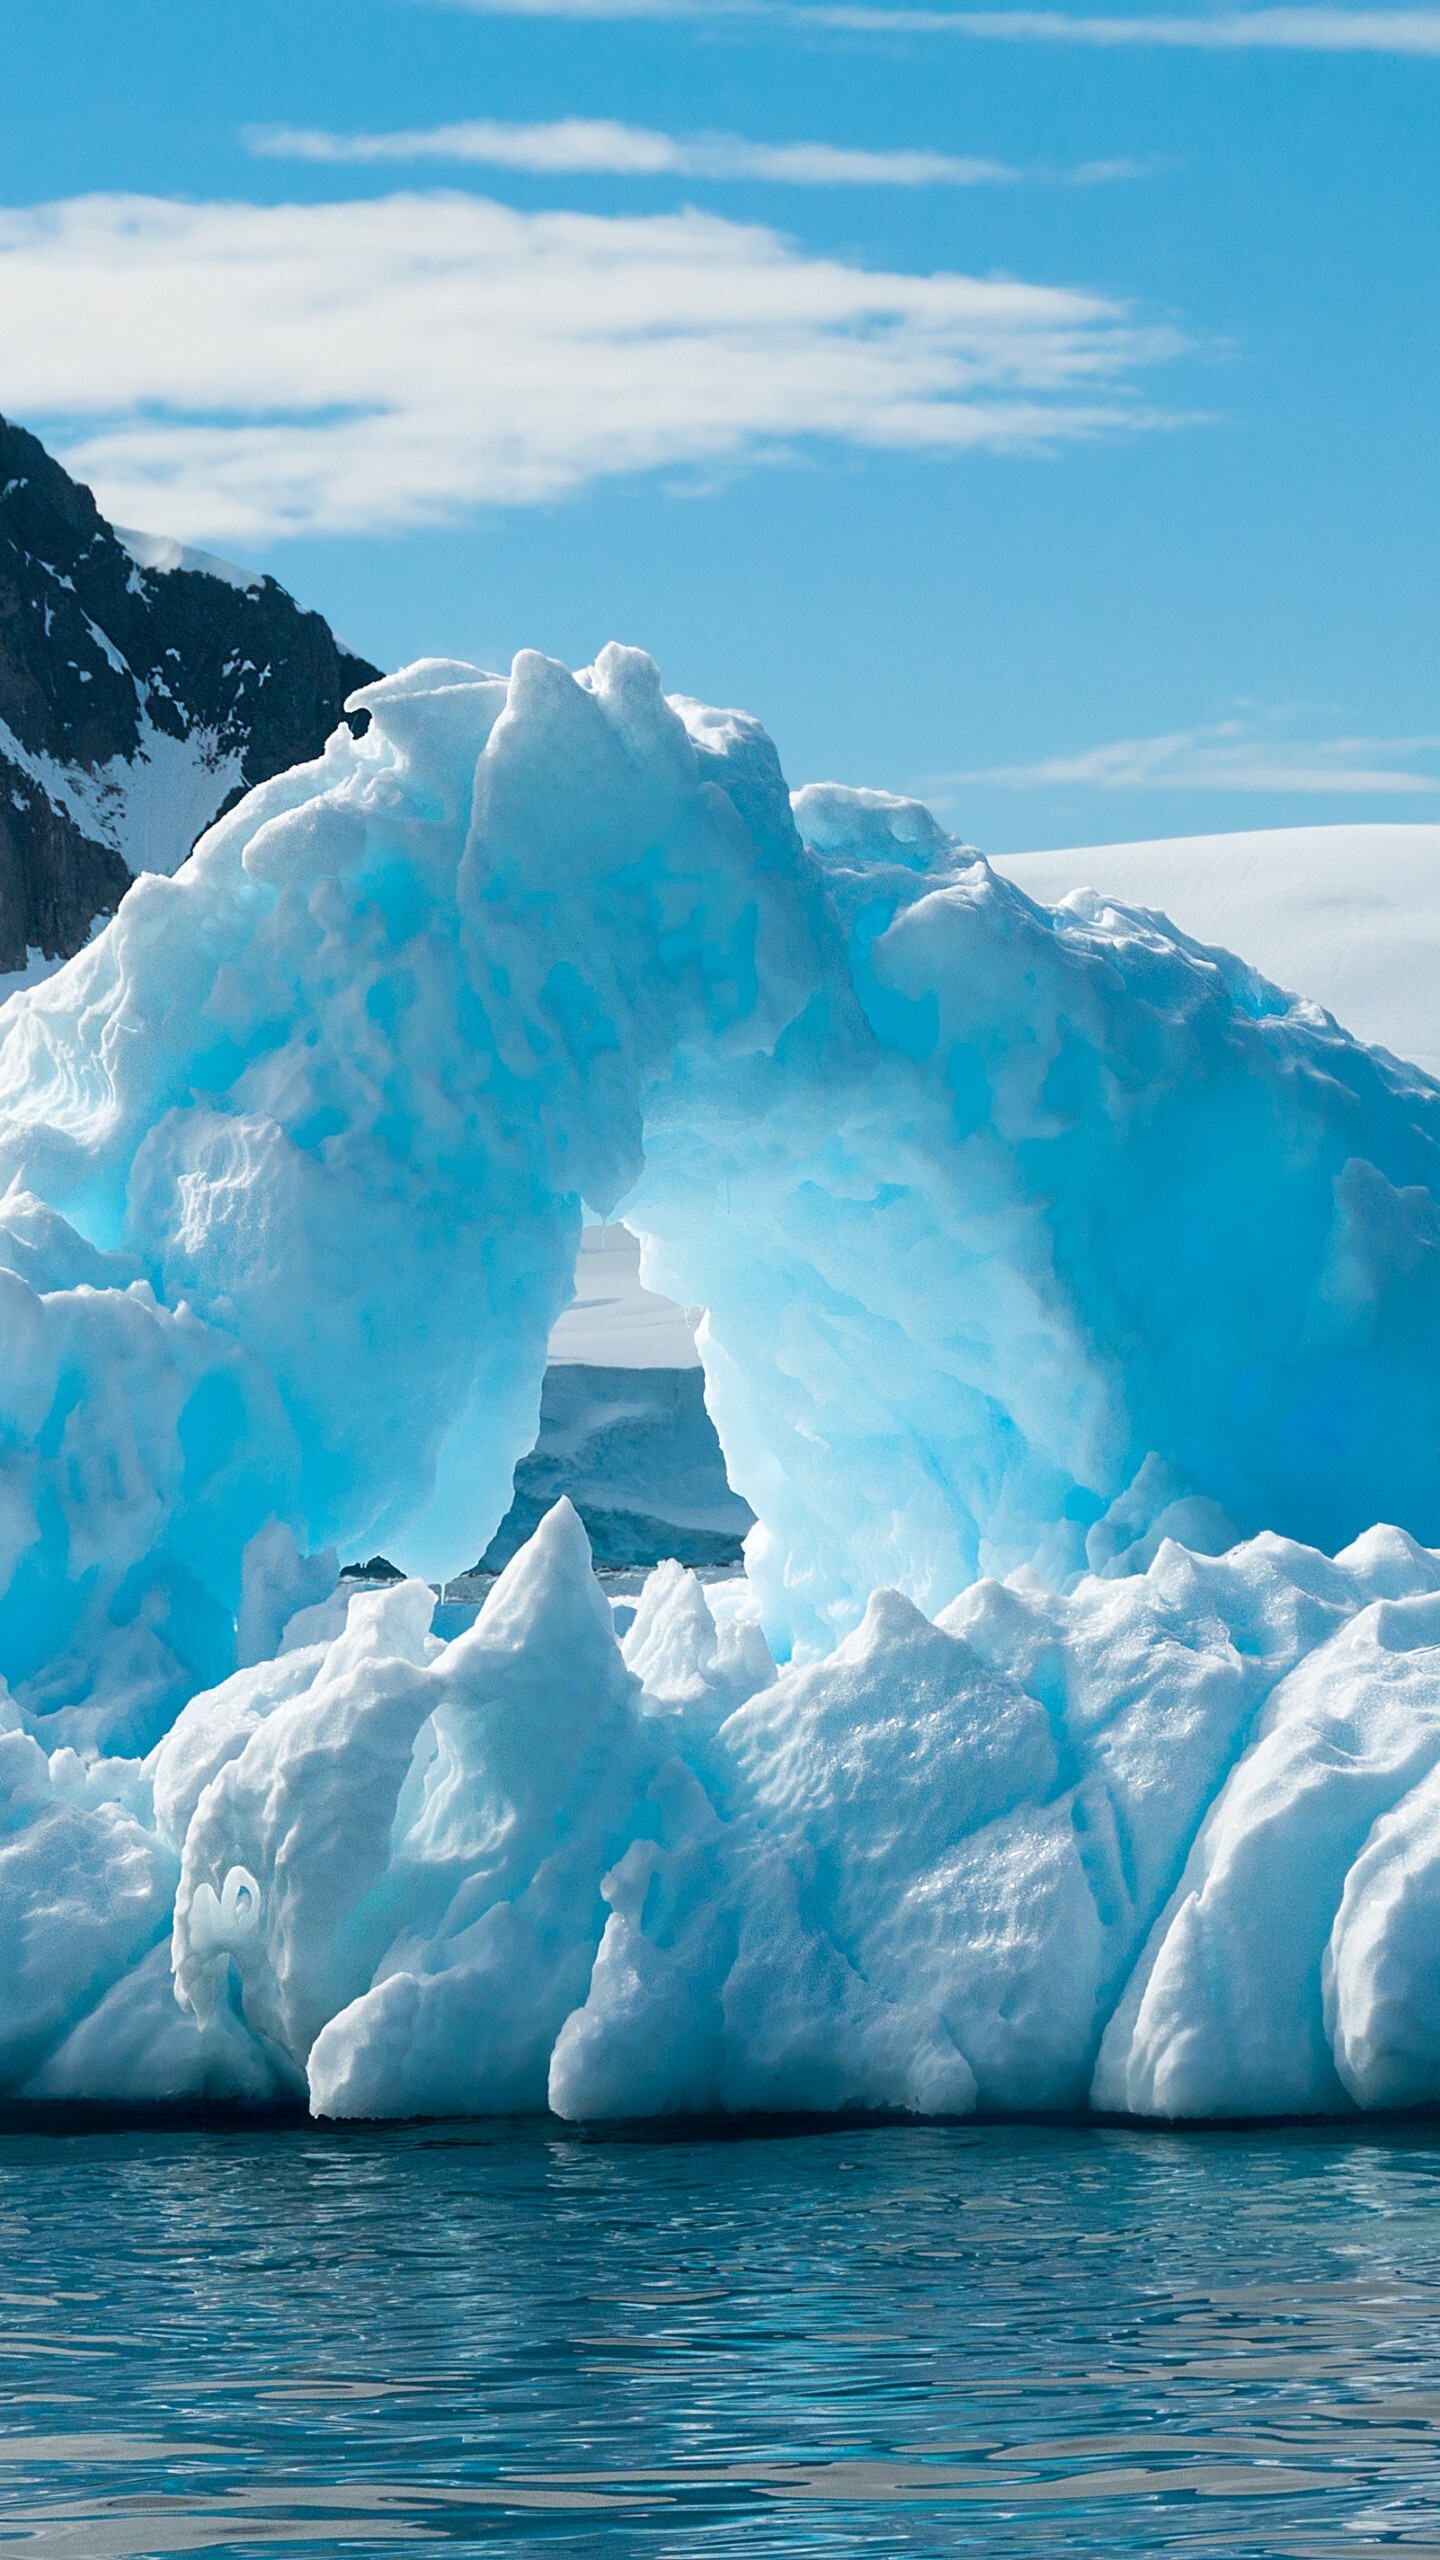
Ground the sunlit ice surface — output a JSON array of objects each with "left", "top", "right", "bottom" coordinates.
[{"left": 0, "top": 2114, "right": 1438, "bottom": 2555}]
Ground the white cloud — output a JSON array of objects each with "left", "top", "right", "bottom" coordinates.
[
  {"left": 246, "top": 117, "right": 1154, "bottom": 186},
  {"left": 0, "top": 191, "right": 1182, "bottom": 545},
  {"left": 419, "top": 0, "right": 1440, "bottom": 54},
  {"left": 416, "top": 0, "right": 742, "bottom": 12},
  {"left": 958, "top": 720, "right": 1440, "bottom": 794},
  {"left": 246, "top": 117, "right": 1022, "bottom": 185},
  {"left": 853, "top": 8, "right": 1440, "bottom": 49}
]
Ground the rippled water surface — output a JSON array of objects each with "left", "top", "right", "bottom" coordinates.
[{"left": 2, "top": 2114, "right": 1440, "bottom": 2554}]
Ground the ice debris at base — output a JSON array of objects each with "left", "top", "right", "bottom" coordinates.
[
  {"left": 4, "top": 642, "right": 1440, "bottom": 2116},
  {"left": 12, "top": 1499, "right": 1440, "bottom": 2122}
]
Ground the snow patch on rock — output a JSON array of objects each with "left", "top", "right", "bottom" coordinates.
[{"left": 114, "top": 526, "right": 264, "bottom": 595}]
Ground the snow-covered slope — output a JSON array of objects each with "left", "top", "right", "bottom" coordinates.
[
  {"left": 1, "top": 648, "right": 1440, "bottom": 2121},
  {"left": 547, "top": 1221, "right": 700, "bottom": 1368},
  {"left": 993, "top": 824, "right": 1440, "bottom": 1078},
  {"left": 0, "top": 412, "right": 378, "bottom": 987}
]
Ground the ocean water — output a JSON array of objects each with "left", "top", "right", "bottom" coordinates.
[{"left": 1, "top": 2114, "right": 1438, "bottom": 2556}]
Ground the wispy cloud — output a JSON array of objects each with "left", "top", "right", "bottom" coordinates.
[
  {"left": 416, "top": 0, "right": 1440, "bottom": 56},
  {"left": 958, "top": 719, "right": 1440, "bottom": 794},
  {"left": 246, "top": 117, "right": 1017, "bottom": 184},
  {"left": 245, "top": 116, "right": 1148, "bottom": 187},
  {"left": 0, "top": 191, "right": 1183, "bottom": 546}
]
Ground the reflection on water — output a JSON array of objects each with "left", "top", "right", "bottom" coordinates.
[{"left": 0, "top": 2114, "right": 1439, "bottom": 2553}]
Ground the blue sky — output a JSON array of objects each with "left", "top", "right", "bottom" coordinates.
[{"left": 1, "top": 0, "right": 1436, "bottom": 850}]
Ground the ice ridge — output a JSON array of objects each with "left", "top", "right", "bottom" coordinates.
[{"left": 16, "top": 1504, "right": 1440, "bottom": 2123}]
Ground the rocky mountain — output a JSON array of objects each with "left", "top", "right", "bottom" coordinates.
[{"left": 0, "top": 414, "right": 380, "bottom": 981}]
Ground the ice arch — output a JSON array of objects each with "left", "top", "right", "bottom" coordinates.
[{"left": 2, "top": 643, "right": 1440, "bottom": 1742}]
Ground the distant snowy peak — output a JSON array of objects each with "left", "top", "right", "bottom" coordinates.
[
  {"left": 112, "top": 525, "right": 264, "bottom": 595},
  {"left": 0, "top": 413, "right": 380, "bottom": 982}
]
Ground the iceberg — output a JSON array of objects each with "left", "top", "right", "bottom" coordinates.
[{"left": 2, "top": 642, "right": 1440, "bottom": 2120}]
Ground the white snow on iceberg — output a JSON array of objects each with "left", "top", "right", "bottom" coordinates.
[
  {"left": 1, "top": 643, "right": 1439, "bottom": 2119},
  {"left": 995, "top": 821, "right": 1440, "bottom": 1081}
]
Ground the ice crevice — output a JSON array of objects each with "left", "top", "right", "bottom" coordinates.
[{"left": 2, "top": 643, "right": 1440, "bottom": 2118}]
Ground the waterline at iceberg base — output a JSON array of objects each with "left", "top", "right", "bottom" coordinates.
[{"left": 3, "top": 643, "right": 1440, "bottom": 2122}]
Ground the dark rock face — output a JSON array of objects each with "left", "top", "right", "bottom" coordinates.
[
  {"left": 0, "top": 413, "right": 380, "bottom": 975},
  {"left": 0, "top": 776, "right": 130, "bottom": 980}
]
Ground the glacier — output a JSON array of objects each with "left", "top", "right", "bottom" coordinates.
[{"left": 3, "top": 641, "right": 1440, "bottom": 2120}]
